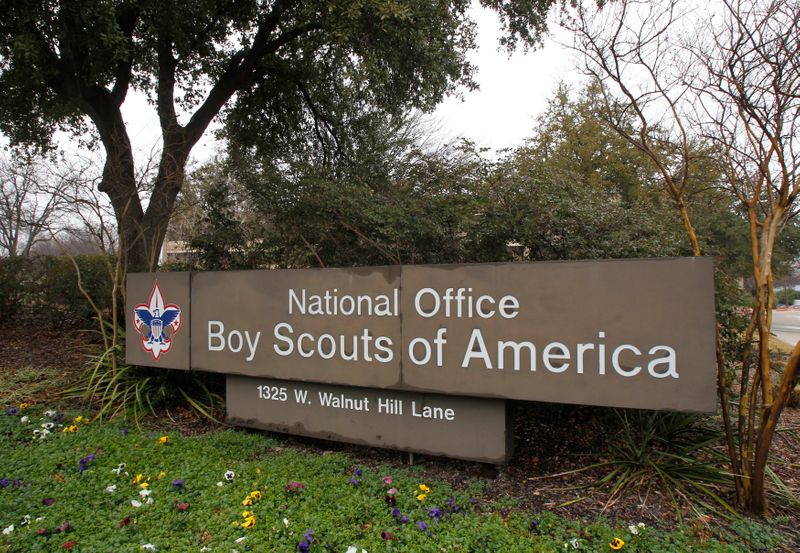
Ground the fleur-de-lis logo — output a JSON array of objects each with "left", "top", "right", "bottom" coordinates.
[{"left": 133, "top": 281, "right": 182, "bottom": 361}]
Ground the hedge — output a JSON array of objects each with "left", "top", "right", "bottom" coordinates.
[{"left": 0, "top": 255, "right": 114, "bottom": 329}]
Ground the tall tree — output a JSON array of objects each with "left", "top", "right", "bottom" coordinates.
[
  {"left": 0, "top": 0, "right": 556, "bottom": 272},
  {"left": 0, "top": 153, "right": 67, "bottom": 257},
  {"left": 568, "top": 0, "right": 800, "bottom": 514}
]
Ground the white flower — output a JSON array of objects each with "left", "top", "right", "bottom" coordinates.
[
  {"left": 638, "top": 522, "right": 646, "bottom": 528},
  {"left": 628, "top": 525, "right": 639, "bottom": 535},
  {"left": 32, "top": 427, "right": 50, "bottom": 439},
  {"left": 224, "top": 470, "right": 235, "bottom": 481},
  {"left": 145, "top": 497, "right": 154, "bottom": 504},
  {"left": 235, "top": 536, "right": 247, "bottom": 543},
  {"left": 568, "top": 537, "right": 581, "bottom": 549},
  {"left": 20, "top": 515, "right": 30, "bottom": 526},
  {"left": 139, "top": 488, "right": 152, "bottom": 497},
  {"left": 106, "top": 485, "right": 117, "bottom": 493},
  {"left": 44, "top": 410, "right": 56, "bottom": 418},
  {"left": 131, "top": 500, "right": 143, "bottom": 508},
  {"left": 282, "top": 517, "right": 289, "bottom": 527},
  {"left": 216, "top": 481, "right": 224, "bottom": 487},
  {"left": 200, "top": 548, "right": 210, "bottom": 552},
  {"left": 42, "top": 422, "right": 54, "bottom": 430},
  {"left": 344, "top": 548, "right": 367, "bottom": 553},
  {"left": 141, "top": 544, "right": 156, "bottom": 550},
  {"left": 20, "top": 416, "right": 29, "bottom": 423},
  {"left": 111, "top": 463, "right": 126, "bottom": 475},
  {"left": 35, "top": 517, "right": 45, "bottom": 523},
  {"left": 2, "top": 525, "right": 13, "bottom": 535}
]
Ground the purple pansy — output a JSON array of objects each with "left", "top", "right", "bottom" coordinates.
[
  {"left": 78, "top": 453, "right": 96, "bottom": 474},
  {"left": 416, "top": 521, "right": 428, "bottom": 531},
  {"left": 429, "top": 507, "right": 443, "bottom": 520}
]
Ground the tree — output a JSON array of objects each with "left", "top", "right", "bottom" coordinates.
[
  {"left": 692, "top": 0, "right": 800, "bottom": 514},
  {"left": 567, "top": 0, "right": 800, "bottom": 514},
  {"left": 0, "top": 152, "right": 67, "bottom": 257},
  {"left": 0, "top": 0, "right": 556, "bottom": 273}
]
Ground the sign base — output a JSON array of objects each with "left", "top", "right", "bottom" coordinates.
[{"left": 226, "top": 375, "right": 510, "bottom": 464}]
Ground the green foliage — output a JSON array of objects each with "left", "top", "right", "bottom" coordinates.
[
  {"left": 0, "top": 255, "right": 113, "bottom": 329},
  {"left": 176, "top": 121, "right": 507, "bottom": 268},
  {"left": 64, "top": 339, "right": 223, "bottom": 423},
  {"left": 727, "top": 517, "right": 788, "bottom": 552},
  {"left": 595, "top": 411, "right": 735, "bottom": 520},
  {"left": 0, "top": 406, "right": 779, "bottom": 552},
  {"left": 187, "top": 163, "right": 252, "bottom": 271}
]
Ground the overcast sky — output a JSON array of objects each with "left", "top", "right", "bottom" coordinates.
[{"left": 430, "top": 7, "right": 582, "bottom": 153}]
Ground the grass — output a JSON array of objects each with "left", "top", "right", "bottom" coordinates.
[
  {"left": 0, "top": 367, "right": 72, "bottom": 406},
  {"left": 0, "top": 405, "right": 789, "bottom": 552}
]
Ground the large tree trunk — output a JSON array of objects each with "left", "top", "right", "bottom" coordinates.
[{"left": 92, "top": 104, "right": 188, "bottom": 273}]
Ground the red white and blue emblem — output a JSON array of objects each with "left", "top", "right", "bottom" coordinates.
[{"left": 133, "top": 281, "right": 182, "bottom": 361}]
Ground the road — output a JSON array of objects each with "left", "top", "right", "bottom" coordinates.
[{"left": 771, "top": 309, "right": 800, "bottom": 348}]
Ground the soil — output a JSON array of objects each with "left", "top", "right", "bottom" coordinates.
[{"left": 1, "top": 325, "right": 798, "bottom": 548}]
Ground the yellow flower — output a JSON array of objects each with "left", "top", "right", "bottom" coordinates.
[
  {"left": 140, "top": 482, "right": 149, "bottom": 489},
  {"left": 241, "top": 511, "right": 254, "bottom": 519},
  {"left": 248, "top": 491, "right": 262, "bottom": 501},
  {"left": 242, "top": 498, "right": 253, "bottom": 507},
  {"left": 134, "top": 474, "right": 143, "bottom": 484},
  {"left": 419, "top": 484, "right": 430, "bottom": 493},
  {"left": 19, "top": 403, "right": 30, "bottom": 410},
  {"left": 241, "top": 516, "right": 256, "bottom": 529},
  {"left": 610, "top": 537, "right": 625, "bottom": 550},
  {"left": 62, "top": 425, "right": 79, "bottom": 433},
  {"left": 157, "top": 471, "right": 166, "bottom": 480},
  {"left": 416, "top": 493, "right": 427, "bottom": 501},
  {"left": 74, "top": 415, "right": 83, "bottom": 423},
  {"left": 158, "top": 436, "right": 169, "bottom": 444}
]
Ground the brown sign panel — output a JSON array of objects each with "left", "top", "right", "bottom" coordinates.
[
  {"left": 126, "top": 272, "right": 190, "bottom": 370},
  {"left": 190, "top": 267, "right": 402, "bottom": 388},
  {"left": 399, "top": 259, "right": 716, "bottom": 412},
  {"left": 226, "top": 375, "right": 509, "bottom": 463},
  {"left": 128, "top": 258, "right": 717, "bottom": 412}
]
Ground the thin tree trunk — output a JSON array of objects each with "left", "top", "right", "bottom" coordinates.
[{"left": 750, "top": 339, "right": 800, "bottom": 514}]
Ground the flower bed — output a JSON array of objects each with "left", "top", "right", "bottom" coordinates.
[{"left": 0, "top": 404, "right": 784, "bottom": 552}]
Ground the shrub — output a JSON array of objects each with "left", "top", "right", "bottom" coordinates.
[{"left": 0, "top": 255, "right": 113, "bottom": 329}]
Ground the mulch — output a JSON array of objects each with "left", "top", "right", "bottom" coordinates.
[{"left": 1, "top": 325, "right": 798, "bottom": 545}]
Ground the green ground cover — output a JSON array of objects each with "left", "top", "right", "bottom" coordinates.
[{"left": 0, "top": 404, "right": 787, "bottom": 552}]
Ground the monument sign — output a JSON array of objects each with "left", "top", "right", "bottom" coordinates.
[{"left": 127, "top": 258, "right": 716, "bottom": 462}]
